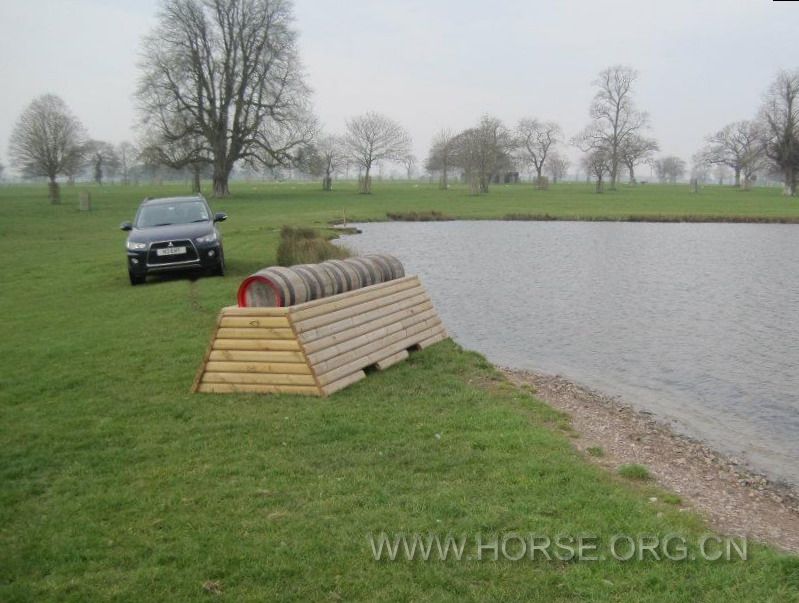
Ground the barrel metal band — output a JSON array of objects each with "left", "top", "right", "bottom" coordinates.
[
  {"left": 269, "top": 269, "right": 297, "bottom": 306},
  {"left": 348, "top": 258, "right": 372, "bottom": 286},
  {"left": 294, "top": 266, "right": 320, "bottom": 300},
  {"left": 320, "top": 263, "right": 344, "bottom": 295}
]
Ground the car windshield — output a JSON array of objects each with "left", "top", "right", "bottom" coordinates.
[{"left": 136, "top": 201, "right": 210, "bottom": 228}]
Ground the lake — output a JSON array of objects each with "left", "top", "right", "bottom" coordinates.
[{"left": 341, "top": 221, "right": 799, "bottom": 486}]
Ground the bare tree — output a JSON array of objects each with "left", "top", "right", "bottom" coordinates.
[
  {"left": 87, "top": 140, "right": 120, "bottom": 185},
  {"left": 425, "top": 128, "right": 455, "bottom": 189},
  {"left": 619, "top": 133, "right": 658, "bottom": 183},
  {"left": 574, "top": 65, "right": 649, "bottom": 189},
  {"left": 344, "top": 112, "right": 411, "bottom": 194},
  {"left": 702, "top": 123, "right": 743, "bottom": 186},
  {"left": 700, "top": 120, "right": 765, "bottom": 188},
  {"left": 140, "top": 131, "right": 210, "bottom": 193},
  {"left": 545, "top": 151, "right": 570, "bottom": 184},
  {"left": 451, "top": 115, "right": 515, "bottom": 194},
  {"left": 303, "top": 134, "right": 345, "bottom": 191},
  {"left": 451, "top": 128, "right": 483, "bottom": 194},
  {"left": 690, "top": 151, "right": 711, "bottom": 184},
  {"left": 8, "top": 94, "right": 88, "bottom": 203},
  {"left": 654, "top": 156, "right": 686, "bottom": 184},
  {"left": 62, "top": 148, "right": 91, "bottom": 185},
  {"left": 402, "top": 154, "right": 416, "bottom": 180},
  {"left": 117, "top": 141, "right": 138, "bottom": 185},
  {"left": 138, "top": 103, "right": 211, "bottom": 194},
  {"left": 516, "top": 118, "right": 561, "bottom": 186},
  {"left": 582, "top": 149, "right": 610, "bottom": 193},
  {"left": 712, "top": 164, "right": 731, "bottom": 186},
  {"left": 136, "top": 0, "right": 315, "bottom": 198},
  {"left": 693, "top": 149, "right": 736, "bottom": 186},
  {"left": 741, "top": 127, "right": 768, "bottom": 189},
  {"left": 763, "top": 161, "right": 786, "bottom": 187},
  {"left": 759, "top": 70, "right": 799, "bottom": 196}
]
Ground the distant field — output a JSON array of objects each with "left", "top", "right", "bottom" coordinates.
[
  {"left": 1, "top": 181, "right": 798, "bottom": 601},
  {"left": 5, "top": 179, "right": 798, "bottom": 231}
]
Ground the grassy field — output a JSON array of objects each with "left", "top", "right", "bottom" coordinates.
[{"left": 1, "top": 181, "right": 798, "bottom": 601}]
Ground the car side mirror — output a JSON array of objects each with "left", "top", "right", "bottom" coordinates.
[
  {"left": 120, "top": 221, "right": 133, "bottom": 231},
  {"left": 214, "top": 212, "right": 227, "bottom": 223}
]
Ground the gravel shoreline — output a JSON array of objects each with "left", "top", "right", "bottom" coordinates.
[{"left": 503, "top": 368, "right": 799, "bottom": 554}]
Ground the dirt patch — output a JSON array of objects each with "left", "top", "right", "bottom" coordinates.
[{"left": 503, "top": 368, "right": 799, "bottom": 554}]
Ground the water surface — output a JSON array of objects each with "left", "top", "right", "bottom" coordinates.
[{"left": 342, "top": 221, "right": 799, "bottom": 485}]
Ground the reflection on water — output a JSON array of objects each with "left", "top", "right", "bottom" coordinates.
[{"left": 342, "top": 221, "right": 799, "bottom": 485}]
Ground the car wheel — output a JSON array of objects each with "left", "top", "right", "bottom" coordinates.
[
  {"left": 129, "top": 270, "right": 146, "bottom": 286},
  {"left": 213, "top": 248, "right": 225, "bottom": 277}
]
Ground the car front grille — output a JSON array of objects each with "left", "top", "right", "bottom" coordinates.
[{"left": 147, "top": 240, "right": 199, "bottom": 265}]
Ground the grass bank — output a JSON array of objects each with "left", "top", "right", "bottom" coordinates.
[
  {"left": 275, "top": 226, "right": 351, "bottom": 266},
  {"left": 1, "top": 181, "right": 798, "bottom": 601}
]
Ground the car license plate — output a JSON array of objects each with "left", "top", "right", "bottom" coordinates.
[{"left": 156, "top": 246, "right": 186, "bottom": 256}]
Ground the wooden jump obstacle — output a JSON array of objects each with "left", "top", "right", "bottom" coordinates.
[{"left": 193, "top": 275, "right": 447, "bottom": 396}]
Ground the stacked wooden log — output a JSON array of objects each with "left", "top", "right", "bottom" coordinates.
[
  {"left": 193, "top": 275, "right": 447, "bottom": 396},
  {"left": 237, "top": 254, "right": 405, "bottom": 307}
]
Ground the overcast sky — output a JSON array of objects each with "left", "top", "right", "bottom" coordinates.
[{"left": 1, "top": 0, "right": 797, "bottom": 176}]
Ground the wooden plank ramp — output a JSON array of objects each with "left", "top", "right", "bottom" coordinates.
[{"left": 192, "top": 276, "right": 447, "bottom": 396}]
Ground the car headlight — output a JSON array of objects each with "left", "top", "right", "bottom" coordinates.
[
  {"left": 195, "top": 232, "right": 218, "bottom": 244},
  {"left": 127, "top": 240, "right": 147, "bottom": 250}
]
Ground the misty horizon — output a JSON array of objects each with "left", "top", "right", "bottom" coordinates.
[{"left": 1, "top": 0, "right": 797, "bottom": 178}]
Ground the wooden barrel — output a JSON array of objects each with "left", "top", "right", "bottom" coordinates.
[
  {"left": 365, "top": 256, "right": 390, "bottom": 283},
  {"left": 324, "top": 259, "right": 362, "bottom": 292},
  {"left": 237, "top": 266, "right": 310, "bottom": 307},
  {"left": 318, "top": 262, "right": 346, "bottom": 295},
  {"left": 295, "top": 264, "right": 336, "bottom": 299},
  {"left": 367, "top": 254, "right": 404, "bottom": 280},
  {"left": 345, "top": 257, "right": 380, "bottom": 287},
  {"left": 238, "top": 255, "right": 406, "bottom": 307},
  {"left": 292, "top": 265, "right": 321, "bottom": 300},
  {"left": 362, "top": 254, "right": 398, "bottom": 282}
]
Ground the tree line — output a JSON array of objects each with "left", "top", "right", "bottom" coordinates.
[{"left": 5, "top": 0, "right": 799, "bottom": 203}]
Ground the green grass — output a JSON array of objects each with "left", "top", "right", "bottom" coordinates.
[
  {"left": 618, "top": 464, "right": 653, "bottom": 481},
  {"left": 1, "top": 180, "right": 798, "bottom": 601},
  {"left": 587, "top": 446, "right": 606, "bottom": 458}
]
